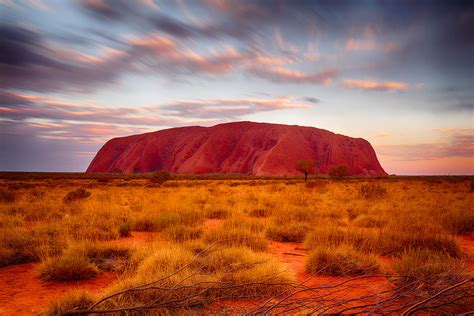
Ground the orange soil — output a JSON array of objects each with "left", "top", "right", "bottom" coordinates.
[{"left": 0, "top": 263, "right": 116, "bottom": 315}]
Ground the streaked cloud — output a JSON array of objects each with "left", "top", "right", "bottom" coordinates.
[
  {"left": 341, "top": 79, "right": 409, "bottom": 91},
  {"left": 378, "top": 134, "right": 474, "bottom": 161},
  {"left": 158, "top": 96, "right": 312, "bottom": 118},
  {"left": 249, "top": 66, "right": 338, "bottom": 84},
  {"left": 1, "top": 92, "right": 313, "bottom": 142}
]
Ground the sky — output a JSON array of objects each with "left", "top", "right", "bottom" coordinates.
[{"left": 0, "top": 0, "right": 473, "bottom": 175}]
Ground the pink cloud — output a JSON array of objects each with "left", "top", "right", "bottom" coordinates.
[
  {"left": 341, "top": 79, "right": 409, "bottom": 91},
  {"left": 346, "top": 38, "right": 375, "bottom": 51},
  {"left": 249, "top": 66, "right": 339, "bottom": 84}
]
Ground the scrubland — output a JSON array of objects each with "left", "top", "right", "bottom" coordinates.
[{"left": 0, "top": 174, "right": 473, "bottom": 314}]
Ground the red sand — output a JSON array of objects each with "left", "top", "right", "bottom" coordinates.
[
  {"left": 0, "top": 264, "right": 116, "bottom": 315},
  {"left": 87, "top": 121, "right": 386, "bottom": 176}
]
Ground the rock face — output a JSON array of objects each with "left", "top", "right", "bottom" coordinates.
[{"left": 87, "top": 121, "right": 386, "bottom": 176}]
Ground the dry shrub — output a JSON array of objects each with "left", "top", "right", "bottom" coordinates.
[
  {"left": 162, "top": 225, "right": 202, "bottom": 242},
  {"left": 205, "top": 208, "right": 229, "bottom": 219},
  {"left": 222, "top": 217, "right": 267, "bottom": 234},
  {"left": 393, "top": 249, "right": 467, "bottom": 287},
  {"left": 378, "top": 221, "right": 461, "bottom": 257},
  {"left": 39, "top": 250, "right": 99, "bottom": 281},
  {"left": 134, "top": 211, "right": 180, "bottom": 232},
  {"left": 97, "top": 177, "right": 111, "bottom": 183},
  {"left": 305, "top": 219, "right": 461, "bottom": 257},
  {"left": 119, "top": 221, "right": 132, "bottom": 237},
  {"left": 0, "top": 188, "right": 16, "bottom": 203},
  {"left": 45, "top": 290, "right": 95, "bottom": 315},
  {"left": 203, "top": 226, "right": 268, "bottom": 251},
  {"left": 39, "top": 242, "right": 131, "bottom": 281},
  {"left": 249, "top": 208, "right": 272, "bottom": 218},
  {"left": 150, "top": 170, "right": 171, "bottom": 185},
  {"left": 441, "top": 209, "right": 474, "bottom": 234},
  {"left": 0, "top": 225, "right": 65, "bottom": 267},
  {"left": 135, "top": 209, "right": 204, "bottom": 232},
  {"left": 84, "top": 243, "right": 132, "bottom": 272},
  {"left": 104, "top": 244, "right": 293, "bottom": 311},
  {"left": 63, "top": 188, "right": 91, "bottom": 203},
  {"left": 353, "top": 214, "right": 387, "bottom": 228},
  {"left": 65, "top": 216, "right": 119, "bottom": 241},
  {"left": 273, "top": 208, "right": 313, "bottom": 224},
  {"left": 359, "top": 183, "right": 387, "bottom": 199},
  {"left": 266, "top": 222, "right": 310, "bottom": 242},
  {"left": 304, "top": 225, "right": 376, "bottom": 252},
  {"left": 329, "top": 165, "right": 349, "bottom": 178},
  {"left": 306, "top": 245, "right": 379, "bottom": 276},
  {"left": 0, "top": 228, "right": 36, "bottom": 266}
]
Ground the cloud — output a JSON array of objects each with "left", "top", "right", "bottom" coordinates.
[
  {"left": 303, "top": 97, "right": 320, "bottom": 104},
  {"left": 1, "top": 23, "right": 338, "bottom": 93},
  {"left": 249, "top": 66, "right": 338, "bottom": 84},
  {"left": 158, "top": 96, "right": 312, "bottom": 118},
  {"left": 377, "top": 134, "right": 474, "bottom": 161},
  {"left": 434, "top": 128, "right": 473, "bottom": 133},
  {"left": 346, "top": 38, "right": 375, "bottom": 51},
  {"left": 341, "top": 79, "right": 409, "bottom": 91},
  {"left": 1, "top": 91, "right": 313, "bottom": 140}
]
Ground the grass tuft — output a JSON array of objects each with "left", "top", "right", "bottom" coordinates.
[
  {"left": 0, "top": 188, "right": 16, "bottom": 203},
  {"left": 63, "top": 188, "right": 91, "bottom": 203},
  {"left": 306, "top": 245, "right": 379, "bottom": 276},
  {"left": 45, "top": 290, "right": 95, "bottom": 315},
  {"left": 266, "top": 222, "right": 310, "bottom": 242},
  {"left": 39, "top": 250, "right": 99, "bottom": 281}
]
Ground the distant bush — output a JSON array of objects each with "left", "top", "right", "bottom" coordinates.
[
  {"left": 203, "top": 226, "right": 268, "bottom": 251},
  {"left": 162, "top": 225, "right": 202, "bottom": 242},
  {"left": 353, "top": 214, "right": 386, "bottom": 228},
  {"left": 329, "top": 165, "right": 349, "bottom": 178},
  {"left": 134, "top": 212, "right": 180, "bottom": 232},
  {"left": 205, "top": 208, "right": 229, "bottom": 219},
  {"left": 150, "top": 170, "right": 171, "bottom": 185},
  {"left": 266, "top": 223, "right": 310, "bottom": 242},
  {"left": 97, "top": 177, "right": 111, "bottom": 183},
  {"left": 63, "top": 188, "right": 91, "bottom": 203},
  {"left": 0, "top": 188, "right": 16, "bottom": 203},
  {"left": 249, "top": 208, "right": 272, "bottom": 218},
  {"left": 359, "top": 183, "right": 387, "bottom": 199},
  {"left": 306, "top": 245, "right": 379, "bottom": 276},
  {"left": 119, "top": 221, "right": 132, "bottom": 237}
]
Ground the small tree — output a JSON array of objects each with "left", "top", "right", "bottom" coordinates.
[
  {"left": 329, "top": 165, "right": 349, "bottom": 179},
  {"left": 296, "top": 160, "right": 318, "bottom": 181},
  {"left": 150, "top": 170, "right": 171, "bottom": 185}
]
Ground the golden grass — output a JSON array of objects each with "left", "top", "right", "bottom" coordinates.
[
  {"left": 306, "top": 245, "right": 379, "bottom": 275},
  {"left": 393, "top": 248, "right": 467, "bottom": 286},
  {"left": 39, "top": 250, "right": 99, "bottom": 281},
  {"left": 0, "top": 175, "right": 472, "bottom": 313},
  {"left": 45, "top": 290, "right": 95, "bottom": 315}
]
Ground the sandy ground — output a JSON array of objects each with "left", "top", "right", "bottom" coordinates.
[{"left": 0, "top": 264, "right": 116, "bottom": 315}]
